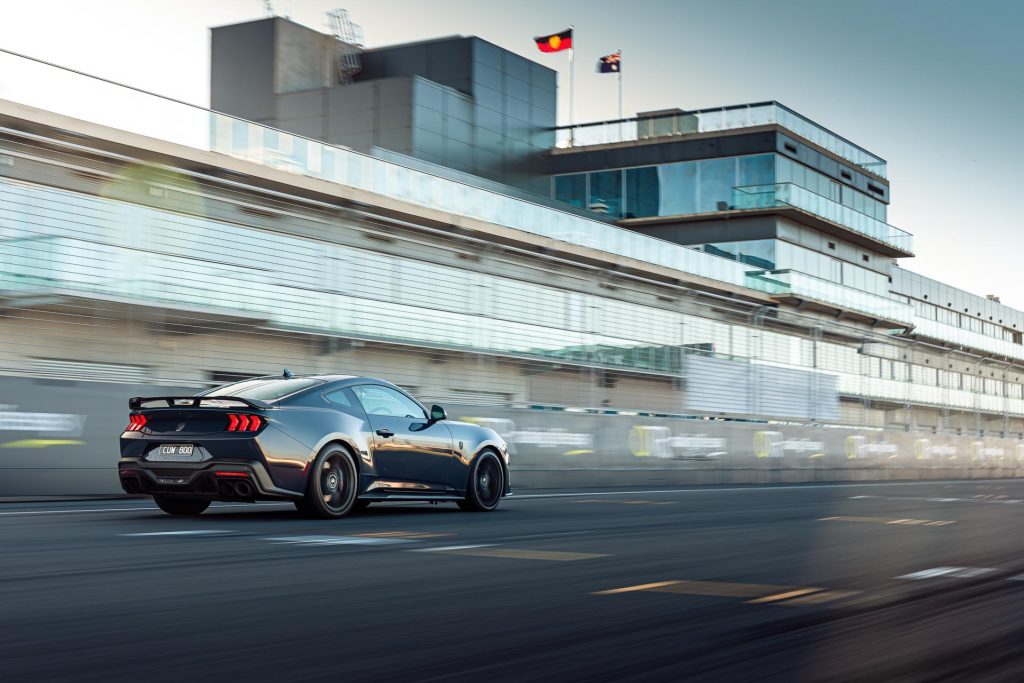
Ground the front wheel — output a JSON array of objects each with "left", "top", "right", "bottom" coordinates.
[
  {"left": 298, "top": 445, "right": 359, "bottom": 519},
  {"left": 153, "top": 496, "right": 210, "bottom": 516},
  {"left": 459, "top": 451, "right": 504, "bottom": 512}
]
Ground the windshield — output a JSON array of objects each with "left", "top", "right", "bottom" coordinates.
[{"left": 203, "top": 377, "right": 324, "bottom": 401}]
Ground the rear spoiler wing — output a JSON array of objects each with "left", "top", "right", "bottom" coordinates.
[{"left": 128, "top": 396, "right": 272, "bottom": 410}]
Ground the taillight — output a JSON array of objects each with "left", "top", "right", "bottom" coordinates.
[
  {"left": 226, "top": 414, "right": 263, "bottom": 432},
  {"left": 125, "top": 414, "right": 147, "bottom": 432}
]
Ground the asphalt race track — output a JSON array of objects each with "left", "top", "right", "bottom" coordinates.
[{"left": 4, "top": 480, "right": 1024, "bottom": 681}]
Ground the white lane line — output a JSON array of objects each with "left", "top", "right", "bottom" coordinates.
[
  {"left": 121, "top": 530, "right": 238, "bottom": 537},
  {"left": 413, "top": 544, "right": 495, "bottom": 552},
  {"left": 852, "top": 495, "right": 1022, "bottom": 505},
  {"left": 3, "top": 478, "right": 1024, "bottom": 517},
  {"left": 509, "top": 479, "right": 1024, "bottom": 500},
  {"left": 266, "top": 535, "right": 410, "bottom": 546},
  {"left": 0, "top": 503, "right": 295, "bottom": 518},
  {"left": 897, "top": 567, "right": 998, "bottom": 580}
]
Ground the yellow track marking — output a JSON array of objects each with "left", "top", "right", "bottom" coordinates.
[
  {"left": 747, "top": 587, "right": 822, "bottom": 604},
  {"left": 593, "top": 581, "right": 683, "bottom": 595},
  {"left": 780, "top": 590, "right": 860, "bottom": 606},
  {"left": 654, "top": 581, "right": 792, "bottom": 598},
  {"left": 0, "top": 439, "right": 86, "bottom": 449},
  {"left": 596, "top": 580, "right": 788, "bottom": 598},
  {"left": 596, "top": 580, "right": 860, "bottom": 606},
  {"left": 444, "top": 548, "right": 606, "bottom": 561}
]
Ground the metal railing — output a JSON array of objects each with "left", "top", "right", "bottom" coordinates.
[
  {"left": 0, "top": 48, "right": 780, "bottom": 297},
  {"left": 750, "top": 269, "right": 915, "bottom": 324},
  {"left": 732, "top": 183, "right": 913, "bottom": 253},
  {"left": 554, "top": 101, "right": 888, "bottom": 178}
]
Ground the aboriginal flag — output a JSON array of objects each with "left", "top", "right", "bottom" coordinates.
[
  {"left": 597, "top": 52, "right": 621, "bottom": 73},
  {"left": 534, "top": 29, "right": 573, "bottom": 53}
]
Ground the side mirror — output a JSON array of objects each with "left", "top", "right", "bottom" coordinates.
[{"left": 430, "top": 404, "right": 447, "bottom": 421}]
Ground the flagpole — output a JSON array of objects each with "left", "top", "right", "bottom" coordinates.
[
  {"left": 569, "top": 24, "right": 575, "bottom": 147},
  {"left": 617, "top": 48, "right": 623, "bottom": 140}
]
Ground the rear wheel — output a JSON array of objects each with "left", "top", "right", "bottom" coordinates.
[
  {"left": 459, "top": 451, "right": 504, "bottom": 512},
  {"left": 298, "top": 445, "right": 359, "bottom": 519},
  {"left": 153, "top": 496, "right": 210, "bottom": 516}
]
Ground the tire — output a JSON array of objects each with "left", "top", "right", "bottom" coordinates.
[
  {"left": 153, "top": 496, "right": 210, "bottom": 516},
  {"left": 298, "top": 445, "right": 359, "bottom": 519},
  {"left": 459, "top": 451, "right": 504, "bottom": 512}
]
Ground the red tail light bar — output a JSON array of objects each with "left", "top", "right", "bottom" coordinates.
[
  {"left": 125, "top": 414, "right": 147, "bottom": 432},
  {"left": 226, "top": 414, "right": 264, "bottom": 432}
]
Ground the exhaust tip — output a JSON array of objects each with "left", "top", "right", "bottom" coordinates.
[
  {"left": 121, "top": 478, "right": 141, "bottom": 494},
  {"left": 234, "top": 480, "right": 254, "bottom": 498}
]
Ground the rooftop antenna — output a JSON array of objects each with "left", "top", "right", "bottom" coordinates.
[{"left": 327, "top": 8, "right": 364, "bottom": 85}]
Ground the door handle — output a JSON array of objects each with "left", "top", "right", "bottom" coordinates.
[{"left": 376, "top": 428, "right": 394, "bottom": 438}]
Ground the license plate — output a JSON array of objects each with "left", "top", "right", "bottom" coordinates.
[{"left": 159, "top": 444, "right": 194, "bottom": 456}]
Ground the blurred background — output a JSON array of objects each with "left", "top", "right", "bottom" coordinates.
[{"left": 2, "top": 3, "right": 1023, "bottom": 495}]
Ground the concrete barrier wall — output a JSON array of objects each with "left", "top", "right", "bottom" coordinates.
[{"left": 2, "top": 376, "right": 1022, "bottom": 495}]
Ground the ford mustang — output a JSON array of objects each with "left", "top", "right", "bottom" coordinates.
[{"left": 118, "top": 373, "right": 510, "bottom": 518}]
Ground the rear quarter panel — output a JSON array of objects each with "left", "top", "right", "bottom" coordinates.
[{"left": 269, "top": 406, "right": 376, "bottom": 484}]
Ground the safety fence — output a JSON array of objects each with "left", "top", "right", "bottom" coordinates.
[{"left": 2, "top": 377, "right": 1021, "bottom": 496}]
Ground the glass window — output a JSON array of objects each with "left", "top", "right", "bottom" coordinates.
[
  {"left": 657, "top": 162, "right": 698, "bottom": 215},
  {"left": 624, "top": 166, "right": 659, "bottom": 218},
  {"left": 738, "top": 154, "right": 774, "bottom": 188},
  {"left": 323, "top": 388, "right": 353, "bottom": 408},
  {"left": 699, "top": 157, "right": 736, "bottom": 213},
  {"left": 205, "top": 378, "right": 324, "bottom": 401},
  {"left": 322, "top": 387, "right": 367, "bottom": 416},
  {"left": 776, "top": 156, "right": 792, "bottom": 184},
  {"left": 553, "top": 174, "right": 586, "bottom": 209},
  {"left": 702, "top": 240, "right": 776, "bottom": 271},
  {"left": 352, "top": 385, "right": 426, "bottom": 419},
  {"left": 588, "top": 170, "right": 623, "bottom": 217}
]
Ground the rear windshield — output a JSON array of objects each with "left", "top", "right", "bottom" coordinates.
[{"left": 204, "top": 378, "right": 324, "bottom": 401}]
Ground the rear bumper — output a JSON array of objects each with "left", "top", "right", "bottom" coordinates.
[{"left": 117, "top": 460, "right": 303, "bottom": 501}]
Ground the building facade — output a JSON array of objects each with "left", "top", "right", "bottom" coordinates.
[{"left": 0, "top": 22, "right": 1023, "bottom": 491}]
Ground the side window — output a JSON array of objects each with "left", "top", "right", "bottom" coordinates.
[
  {"left": 323, "top": 388, "right": 361, "bottom": 416},
  {"left": 351, "top": 385, "right": 426, "bottom": 419}
]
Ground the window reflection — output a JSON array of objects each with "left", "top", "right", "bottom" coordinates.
[
  {"left": 588, "top": 170, "right": 623, "bottom": 217},
  {"left": 551, "top": 153, "right": 888, "bottom": 230},
  {"left": 552, "top": 153, "right": 776, "bottom": 219}
]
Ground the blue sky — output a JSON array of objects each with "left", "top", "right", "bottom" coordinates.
[{"left": 2, "top": 0, "right": 1021, "bottom": 306}]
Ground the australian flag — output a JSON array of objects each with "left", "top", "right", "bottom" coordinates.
[{"left": 597, "top": 52, "right": 621, "bottom": 73}]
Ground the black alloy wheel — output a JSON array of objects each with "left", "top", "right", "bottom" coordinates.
[
  {"left": 459, "top": 451, "right": 504, "bottom": 512},
  {"left": 153, "top": 496, "right": 211, "bottom": 516},
  {"left": 296, "top": 446, "right": 358, "bottom": 519}
]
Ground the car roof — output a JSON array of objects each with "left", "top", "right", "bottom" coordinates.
[{"left": 249, "top": 374, "right": 397, "bottom": 387}]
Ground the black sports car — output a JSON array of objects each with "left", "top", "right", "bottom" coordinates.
[{"left": 118, "top": 373, "right": 510, "bottom": 518}]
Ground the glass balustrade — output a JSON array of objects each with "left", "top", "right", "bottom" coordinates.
[
  {"left": 750, "top": 270, "right": 915, "bottom": 324},
  {"left": 555, "top": 102, "right": 888, "bottom": 178},
  {"left": 0, "top": 48, "right": 782, "bottom": 297},
  {"left": 733, "top": 183, "right": 913, "bottom": 253}
]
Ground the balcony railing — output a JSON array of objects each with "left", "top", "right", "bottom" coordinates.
[
  {"left": 0, "top": 48, "right": 780, "bottom": 298},
  {"left": 749, "top": 269, "right": 914, "bottom": 324},
  {"left": 554, "top": 102, "right": 888, "bottom": 179},
  {"left": 732, "top": 183, "right": 913, "bottom": 254}
]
